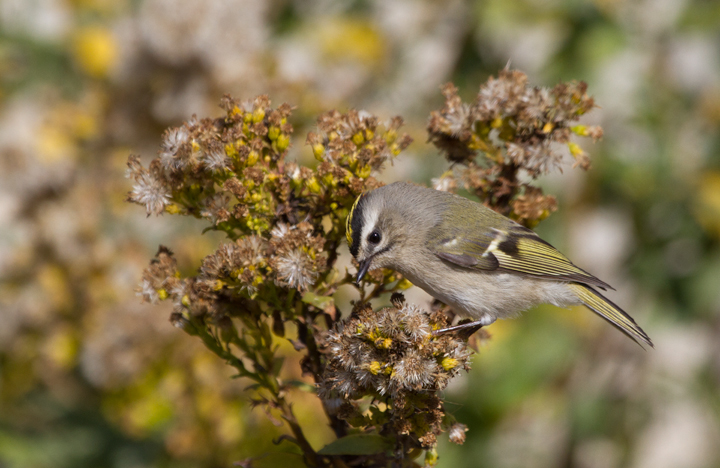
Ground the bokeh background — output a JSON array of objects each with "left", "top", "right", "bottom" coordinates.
[{"left": 1, "top": 0, "right": 719, "bottom": 467}]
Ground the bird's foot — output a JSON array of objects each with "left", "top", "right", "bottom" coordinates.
[{"left": 432, "top": 319, "right": 485, "bottom": 340}]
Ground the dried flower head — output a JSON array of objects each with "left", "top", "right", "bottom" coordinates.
[
  {"left": 448, "top": 423, "right": 468, "bottom": 445},
  {"left": 159, "top": 126, "right": 191, "bottom": 172},
  {"left": 320, "top": 294, "right": 472, "bottom": 450},
  {"left": 137, "top": 245, "right": 178, "bottom": 303},
  {"left": 427, "top": 68, "right": 602, "bottom": 227},
  {"left": 127, "top": 73, "right": 598, "bottom": 466},
  {"left": 274, "top": 248, "right": 318, "bottom": 291},
  {"left": 126, "top": 155, "right": 171, "bottom": 216}
]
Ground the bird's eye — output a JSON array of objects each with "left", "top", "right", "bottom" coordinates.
[{"left": 368, "top": 231, "right": 381, "bottom": 244}]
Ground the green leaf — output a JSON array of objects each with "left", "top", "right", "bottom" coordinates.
[
  {"left": 301, "top": 292, "right": 334, "bottom": 310},
  {"left": 317, "top": 434, "right": 392, "bottom": 456}
]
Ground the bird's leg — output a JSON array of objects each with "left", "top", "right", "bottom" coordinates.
[{"left": 432, "top": 319, "right": 485, "bottom": 339}]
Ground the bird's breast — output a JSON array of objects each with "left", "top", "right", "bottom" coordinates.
[{"left": 394, "top": 256, "right": 579, "bottom": 321}]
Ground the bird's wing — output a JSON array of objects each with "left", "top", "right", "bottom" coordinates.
[{"left": 428, "top": 218, "right": 612, "bottom": 290}]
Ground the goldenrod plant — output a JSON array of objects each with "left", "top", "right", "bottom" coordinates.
[{"left": 127, "top": 69, "right": 603, "bottom": 467}]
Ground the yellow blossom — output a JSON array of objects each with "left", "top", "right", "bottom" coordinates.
[
  {"left": 313, "top": 144, "right": 325, "bottom": 160},
  {"left": 397, "top": 278, "right": 413, "bottom": 290},
  {"left": 440, "top": 356, "right": 459, "bottom": 371},
  {"left": 252, "top": 108, "right": 265, "bottom": 123},
  {"left": 357, "top": 165, "right": 372, "bottom": 178},
  {"left": 307, "top": 177, "right": 321, "bottom": 193},
  {"left": 73, "top": 26, "right": 117, "bottom": 78},
  {"left": 268, "top": 126, "right": 280, "bottom": 141},
  {"left": 276, "top": 134, "right": 290, "bottom": 152}
]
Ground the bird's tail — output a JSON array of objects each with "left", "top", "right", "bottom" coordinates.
[{"left": 569, "top": 283, "right": 654, "bottom": 348}]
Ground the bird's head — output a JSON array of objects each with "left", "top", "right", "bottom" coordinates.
[{"left": 345, "top": 186, "right": 409, "bottom": 285}]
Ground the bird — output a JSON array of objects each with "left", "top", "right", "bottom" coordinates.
[{"left": 345, "top": 181, "right": 653, "bottom": 348}]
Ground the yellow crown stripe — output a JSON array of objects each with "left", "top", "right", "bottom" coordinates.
[{"left": 346, "top": 193, "right": 365, "bottom": 247}]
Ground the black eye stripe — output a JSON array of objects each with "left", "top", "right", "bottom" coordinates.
[{"left": 349, "top": 195, "right": 369, "bottom": 258}]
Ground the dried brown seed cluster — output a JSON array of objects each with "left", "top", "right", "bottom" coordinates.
[
  {"left": 427, "top": 68, "right": 602, "bottom": 227},
  {"left": 308, "top": 110, "right": 412, "bottom": 176},
  {"left": 320, "top": 294, "right": 472, "bottom": 449},
  {"left": 128, "top": 72, "right": 599, "bottom": 465},
  {"left": 131, "top": 95, "right": 413, "bottom": 325}
]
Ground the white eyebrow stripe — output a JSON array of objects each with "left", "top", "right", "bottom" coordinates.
[{"left": 360, "top": 206, "right": 380, "bottom": 253}]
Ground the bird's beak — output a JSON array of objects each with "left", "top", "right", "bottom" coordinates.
[{"left": 356, "top": 258, "right": 372, "bottom": 286}]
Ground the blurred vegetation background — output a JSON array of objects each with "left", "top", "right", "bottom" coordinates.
[{"left": 1, "top": 0, "right": 719, "bottom": 467}]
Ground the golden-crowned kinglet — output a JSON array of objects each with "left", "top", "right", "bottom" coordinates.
[{"left": 346, "top": 182, "right": 653, "bottom": 348}]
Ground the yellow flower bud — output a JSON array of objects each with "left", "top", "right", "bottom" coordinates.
[
  {"left": 375, "top": 337, "right": 392, "bottom": 349},
  {"left": 157, "top": 289, "right": 168, "bottom": 300},
  {"left": 181, "top": 295, "right": 190, "bottom": 307},
  {"left": 568, "top": 142, "right": 584, "bottom": 158},
  {"left": 312, "top": 144, "right": 325, "bottom": 160},
  {"left": 491, "top": 116, "right": 503, "bottom": 128},
  {"left": 307, "top": 177, "right": 321, "bottom": 193},
  {"left": 165, "top": 204, "right": 181, "bottom": 215},
  {"left": 468, "top": 134, "right": 482, "bottom": 151},
  {"left": 247, "top": 151, "right": 259, "bottom": 166},
  {"left": 276, "top": 134, "right": 290, "bottom": 152},
  {"left": 252, "top": 107, "right": 265, "bottom": 123},
  {"left": 542, "top": 122, "right": 555, "bottom": 133},
  {"left": 268, "top": 126, "right": 280, "bottom": 141},
  {"left": 225, "top": 143, "right": 238, "bottom": 158},
  {"left": 352, "top": 132, "right": 364, "bottom": 146},
  {"left": 441, "top": 356, "right": 459, "bottom": 371},
  {"left": 365, "top": 129, "right": 374, "bottom": 140},
  {"left": 425, "top": 448, "right": 438, "bottom": 466},
  {"left": 397, "top": 278, "right": 413, "bottom": 290},
  {"left": 72, "top": 26, "right": 117, "bottom": 78},
  {"left": 357, "top": 165, "right": 372, "bottom": 178},
  {"left": 368, "top": 361, "right": 383, "bottom": 375}
]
